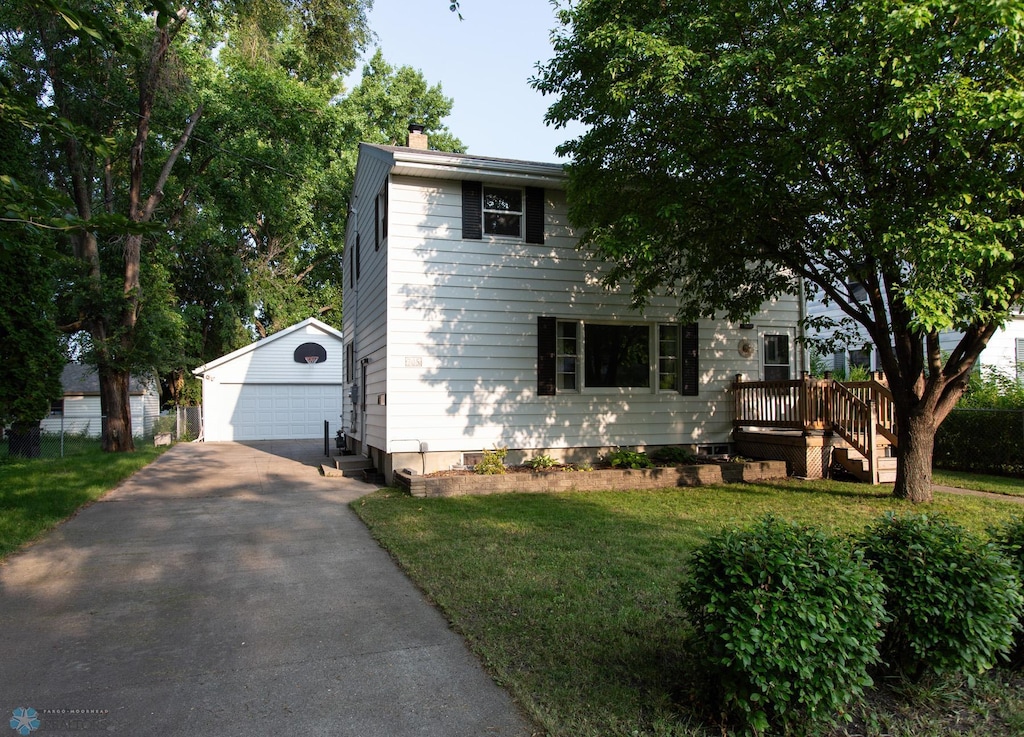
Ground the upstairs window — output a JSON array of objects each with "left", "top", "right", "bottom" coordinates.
[
  {"left": 462, "top": 181, "right": 545, "bottom": 244},
  {"left": 483, "top": 186, "right": 522, "bottom": 237}
]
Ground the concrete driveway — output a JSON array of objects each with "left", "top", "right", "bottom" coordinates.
[{"left": 0, "top": 441, "right": 536, "bottom": 736}]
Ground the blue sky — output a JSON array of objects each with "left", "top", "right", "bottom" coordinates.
[{"left": 351, "top": 0, "right": 583, "bottom": 162}]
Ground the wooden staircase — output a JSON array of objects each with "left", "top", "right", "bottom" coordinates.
[
  {"left": 832, "top": 446, "right": 898, "bottom": 484},
  {"left": 733, "top": 374, "right": 898, "bottom": 485}
]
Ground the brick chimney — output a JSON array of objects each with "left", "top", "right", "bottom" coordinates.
[{"left": 407, "top": 123, "right": 428, "bottom": 150}]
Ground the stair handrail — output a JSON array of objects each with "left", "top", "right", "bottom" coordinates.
[
  {"left": 829, "top": 381, "right": 873, "bottom": 458},
  {"left": 841, "top": 377, "right": 898, "bottom": 448}
]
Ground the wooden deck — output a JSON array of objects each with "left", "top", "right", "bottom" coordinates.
[{"left": 732, "top": 374, "right": 897, "bottom": 483}]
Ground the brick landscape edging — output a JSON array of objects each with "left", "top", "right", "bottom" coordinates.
[{"left": 394, "top": 460, "right": 788, "bottom": 498}]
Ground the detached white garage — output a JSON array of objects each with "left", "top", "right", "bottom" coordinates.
[{"left": 193, "top": 318, "right": 347, "bottom": 442}]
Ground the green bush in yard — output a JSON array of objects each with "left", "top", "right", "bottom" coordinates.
[
  {"left": 604, "top": 446, "right": 653, "bottom": 469},
  {"left": 859, "top": 512, "right": 1023, "bottom": 681},
  {"left": 473, "top": 446, "right": 507, "bottom": 475},
  {"left": 649, "top": 446, "right": 698, "bottom": 465},
  {"left": 987, "top": 516, "right": 1024, "bottom": 662},
  {"left": 989, "top": 516, "right": 1024, "bottom": 580},
  {"left": 680, "top": 516, "right": 887, "bottom": 735}
]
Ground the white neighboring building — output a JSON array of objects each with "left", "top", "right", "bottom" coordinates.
[
  {"left": 807, "top": 288, "right": 1024, "bottom": 378},
  {"left": 193, "top": 317, "right": 347, "bottom": 442},
  {"left": 342, "top": 129, "right": 805, "bottom": 480},
  {"left": 42, "top": 364, "right": 160, "bottom": 437}
]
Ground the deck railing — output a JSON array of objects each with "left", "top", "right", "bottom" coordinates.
[{"left": 733, "top": 373, "right": 898, "bottom": 454}]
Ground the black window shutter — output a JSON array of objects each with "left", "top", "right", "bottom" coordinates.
[
  {"left": 462, "top": 180, "right": 482, "bottom": 240},
  {"left": 374, "top": 196, "right": 380, "bottom": 249},
  {"left": 525, "top": 187, "right": 544, "bottom": 244},
  {"left": 681, "top": 323, "right": 699, "bottom": 395},
  {"left": 537, "top": 316, "right": 557, "bottom": 396}
]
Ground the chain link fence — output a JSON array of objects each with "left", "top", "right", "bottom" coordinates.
[
  {"left": 2, "top": 406, "right": 202, "bottom": 460},
  {"left": 934, "top": 407, "right": 1024, "bottom": 476}
]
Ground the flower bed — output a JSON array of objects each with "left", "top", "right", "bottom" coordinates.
[{"left": 395, "top": 460, "right": 787, "bottom": 498}]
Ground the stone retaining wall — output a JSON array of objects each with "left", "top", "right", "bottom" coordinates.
[{"left": 395, "top": 460, "right": 788, "bottom": 498}]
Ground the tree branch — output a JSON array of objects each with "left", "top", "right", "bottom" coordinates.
[{"left": 141, "top": 104, "right": 204, "bottom": 223}]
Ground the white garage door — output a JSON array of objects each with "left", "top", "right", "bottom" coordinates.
[{"left": 205, "top": 384, "right": 343, "bottom": 441}]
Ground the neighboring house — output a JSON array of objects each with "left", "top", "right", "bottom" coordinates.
[
  {"left": 42, "top": 364, "right": 160, "bottom": 437},
  {"left": 193, "top": 317, "right": 347, "bottom": 442},
  {"left": 342, "top": 128, "right": 804, "bottom": 480},
  {"left": 806, "top": 286, "right": 1024, "bottom": 377}
]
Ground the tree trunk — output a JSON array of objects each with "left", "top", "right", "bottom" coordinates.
[
  {"left": 893, "top": 409, "right": 935, "bottom": 503},
  {"left": 99, "top": 367, "right": 134, "bottom": 452}
]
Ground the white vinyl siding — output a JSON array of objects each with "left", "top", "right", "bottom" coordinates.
[
  {"left": 380, "top": 174, "right": 803, "bottom": 453},
  {"left": 39, "top": 389, "right": 157, "bottom": 437},
  {"left": 343, "top": 150, "right": 391, "bottom": 447}
]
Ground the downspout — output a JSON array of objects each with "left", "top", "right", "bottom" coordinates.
[
  {"left": 798, "top": 277, "right": 808, "bottom": 375},
  {"left": 347, "top": 198, "right": 358, "bottom": 443}
]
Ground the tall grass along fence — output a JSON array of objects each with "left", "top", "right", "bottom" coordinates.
[
  {"left": 1, "top": 406, "right": 201, "bottom": 460},
  {"left": 934, "top": 408, "right": 1024, "bottom": 477}
]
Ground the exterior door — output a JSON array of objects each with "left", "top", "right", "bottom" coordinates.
[{"left": 762, "top": 332, "right": 793, "bottom": 381}]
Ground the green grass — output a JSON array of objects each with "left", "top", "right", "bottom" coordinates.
[
  {"left": 0, "top": 443, "right": 167, "bottom": 559},
  {"left": 933, "top": 469, "right": 1024, "bottom": 497},
  {"left": 353, "top": 480, "right": 1024, "bottom": 737}
]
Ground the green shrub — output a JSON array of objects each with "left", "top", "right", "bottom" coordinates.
[
  {"left": 859, "top": 512, "right": 1023, "bottom": 681},
  {"left": 960, "top": 365, "right": 1024, "bottom": 409},
  {"left": 650, "top": 446, "right": 698, "bottom": 465},
  {"left": 934, "top": 408, "right": 1024, "bottom": 476},
  {"left": 680, "top": 516, "right": 887, "bottom": 735},
  {"left": 523, "top": 454, "right": 558, "bottom": 470},
  {"left": 473, "top": 446, "right": 507, "bottom": 475},
  {"left": 990, "top": 516, "right": 1024, "bottom": 580},
  {"left": 988, "top": 516, "right": 1024, "bottom": 662},
  {"left": 604, "top": 447, "right": 653, "bottom": 469},
  {"left": 152, "top": 415, "right": 176, "bottom": 435}
]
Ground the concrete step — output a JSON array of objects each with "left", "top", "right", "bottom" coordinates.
[
  {"left": 320, "top": 456, "right": 383, "bottom": 482},
  {"left": 320, "top": 463, "right": 346, "bottom": 478}
]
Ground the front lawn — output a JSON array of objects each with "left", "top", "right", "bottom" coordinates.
[
  {"left": 933, "top": 469, "right": 1024, "bottom": 497},
  {"left": 0, "top": 444, "right": 167, "bottom": 559},
  {"left": 353, "top": 480, "right": 1024, "bottom": 736}
]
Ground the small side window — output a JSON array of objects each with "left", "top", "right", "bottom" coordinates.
[
  {"left": 556, "top": 321, "right": 579, "bottom": 391},
  {"left": 375, "top": 183, "right": 387, "bottom": 250}
]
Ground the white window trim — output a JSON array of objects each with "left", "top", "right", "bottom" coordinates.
[
  {"left": 554, "top": 320, "right": 684, "bottom": 395},
  {"left": 482, "top": 185, "right": 524, "bottom": 240}
]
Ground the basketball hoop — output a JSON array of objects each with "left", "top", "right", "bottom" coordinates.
[{"left": 304, "top": 356, "right": 319, "bottom": 364}]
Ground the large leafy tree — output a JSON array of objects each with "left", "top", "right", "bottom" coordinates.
[
  {"left": 535, "top": 0, "right": 1024, "bottom": 502},
  {"left": 1, "top": 0, "right": 373, "bottom": 450},
  {"left": 161, "top": 45, "right": 464, "bottom": 405}
]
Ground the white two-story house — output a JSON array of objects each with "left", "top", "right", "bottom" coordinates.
[{"left": 342, "top": 127, "right": 804, "bottom": 480}]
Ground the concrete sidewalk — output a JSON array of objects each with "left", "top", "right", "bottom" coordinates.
[{"left": 0, "top": 441, "right": 536, "bottom": 737}]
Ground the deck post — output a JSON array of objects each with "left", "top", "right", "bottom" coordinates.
[
  {"left": 867, "top": 399, "right": 879, "bottom": 485},
  {"left": 799, "top": 373, "right": 810, "bottom": 433}
]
